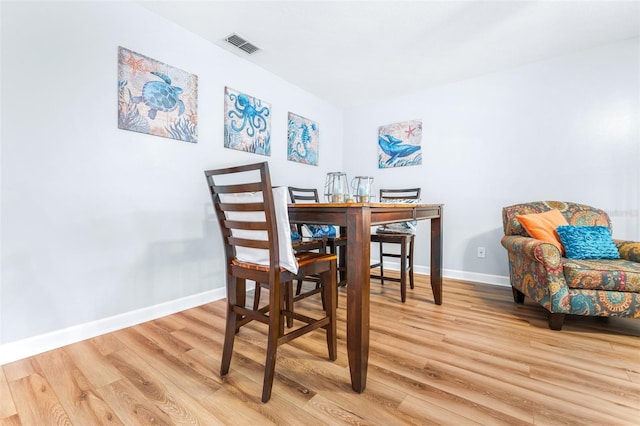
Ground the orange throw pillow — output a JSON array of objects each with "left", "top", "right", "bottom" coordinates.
[{"left": 516, "top": 209, "right": 569, "bottom": 253}]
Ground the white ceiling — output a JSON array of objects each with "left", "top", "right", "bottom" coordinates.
[{"left": 138, "top": 1, "right": 640, "bottom": 109}]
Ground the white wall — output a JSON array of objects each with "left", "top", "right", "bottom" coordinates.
[
  {"left": 0, "top": 1, "right": 343, "bottom": 356},
  {"left": 343, "top": 38, "right": 639, "bottom": 282}
]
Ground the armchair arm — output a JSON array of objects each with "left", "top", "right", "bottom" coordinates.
[
  {"left": 501, "top": 235, "right": 570, "bottom": 313},
  {"left": 501, "top": 235, "right": 563, "bottom": 268},
  {"left": 615, "top": 240, "right": 640, "bottom": 263}
]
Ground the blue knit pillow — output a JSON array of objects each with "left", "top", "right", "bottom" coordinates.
[{"left": 556, "top": 225, "right": 620, "bottom": 260}]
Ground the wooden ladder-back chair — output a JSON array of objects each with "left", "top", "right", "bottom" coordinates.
[
  {"left": 204, "top": 162, "right": 337, "bottom": 403},
  {"left": 288, "top": 186, "right": 348, "bottom": 289},
  {"left": 370, "top": 188, "right": 421, "bottom": 302}
]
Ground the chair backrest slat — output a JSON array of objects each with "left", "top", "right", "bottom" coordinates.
[
  {"left": 224, "top": 220, "right": 268, "bottom": 231},
  {"left": 379, "top": 188, "right": 421, "bottom": 201},
  {"left": 213, "top": 181, "right": 263, "bottom": 194},
  {"left": 219, "top": 202, "right": 265, "bottom": 212},
  {"left": 228, "top": 236, "right": 271, "bottom": 250}
]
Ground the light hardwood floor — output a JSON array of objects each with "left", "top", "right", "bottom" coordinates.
[{"left": 2, "top": 275, "right": 639, "bottom": 425}]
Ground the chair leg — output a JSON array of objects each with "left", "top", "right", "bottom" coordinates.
[
  {"left": 220, "top": 305, "right": 236, "bottom": 377},
  {"left": 319, "top": 282, "right": 326, "bottom": 310},
  {"left": 285, "top": 281, "right": 294, "bottom": 328},
  {"left": 221, "top": 277, "right": 242, "bottom": 376},
  {"left": 400, "top": 239, "right": 407, "bottom": 303},
  {"left": 408, "top": 236, "right": 415, "bottom": 290},
  {"left": 339, "top": 244, "right": 348, "bottom": 287},
  {"left": 379, "top": 242, "right": 385, "bottom": 286},
  {"left": 262, "top": 280, "right": 282, "bottom": 403},
  {"left": 320, "top": 267, "right": 337, "bottom": 361},
  {"left": 548, "top": 313, "right": 565, "bottom": 331},
  {"left": 512, "top": 287, "right": 525, "bottom": 304},
  {"left": 335, "top": 244, "right": 348, "bottom": 287},
  {"left": 253, "top": 282, "right": 262, "bottom": 311}
]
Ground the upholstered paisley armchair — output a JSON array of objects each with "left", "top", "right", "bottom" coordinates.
[{"left": 501, "top": 201, "right": 640, "bottom": 330}]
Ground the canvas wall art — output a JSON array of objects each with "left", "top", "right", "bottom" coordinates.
[
  {"left": 287, "top": 112, "right": 319, "bottom": 166},
  {"left": 377, "top": 119, "right": 422, "bottom": 168},
  {"left": 224, "top": 87, "right": 271, "bottom": 156},
  {"left": 117, "top": 46, "right": 198, "bottom": 143}
]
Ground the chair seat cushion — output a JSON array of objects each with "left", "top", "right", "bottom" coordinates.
[
  {"left": 562, "top": 259, "right": 640, "bottom": 292},
  {"left": 371, "top": 232, "right": 413, "bottom": 243},
  {"left": 232, "top": 251, "right": 336, "bottom": 272}
]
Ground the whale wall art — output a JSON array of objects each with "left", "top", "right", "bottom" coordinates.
[
  {"left": 287, "top": 112, "right": 319, "bottom": 166},
  {"left": 377, "top": 119, "right": 422, "bottom": 168},
  {"left": 117, "top": 46, "right": 198, "bottom": 143},
  {"left": 224, "top": 87, "right": 272, "bottom": 156}
]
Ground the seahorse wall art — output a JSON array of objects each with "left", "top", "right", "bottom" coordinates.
[
  {"left": 224, "top": 87, "right": 272, "bottom": 156},
  {"left": 287, "top": 112, "right": 319, "bottom": 166},
  {"left": 377, "top": 119, "right": 423, "bottom": 168},
  {"left": 117, "top": 46, "right": 198, "bottom": 143}
]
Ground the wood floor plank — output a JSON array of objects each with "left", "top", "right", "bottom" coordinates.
[
  {"left": 2, "top": 358, "right": 40, "bottom": 383},
  {"left": 8, "top": 372, "right": 71, "bottom": 425},
  {"left": 112, "top": 327, "right": 220, "bottom": 400},
  {"left": 0, "top": 414, "right": 21, "bottom": 426},
  {"left": 35, "top": 349, "right": 122, "bottom": 425},
  {"left": 200, "top": 388, "right": 278, "bottom": 425},
  {"left": 135, "top": 321, "right": 193, "bottom": 358},
  {"left": 0, "top": 368, "right": 17, "bottom": 419},
  {"left": 63, "top": 339, "right": 123, "bottom": 389},
  {"left": 529, "top": 364, "right": 640, "bottom": 408},
  {"left": 366, "top": 352, "right": 535, "bottom": 425},
  {"left": 107, "top": 348, "right": 225, "bottom": 424},
  {"left": 96, "top": 378, "right": 174, "bottom": 426},
  {"left": 301, "top": 394, "right": 377, "bottom": 425},
  {"left": 428, "top": 358, "right": 636, "bottom": 426},
  {"left": 397, "top": 394, "right": 487, "bottom": 426},
  {"left": 90, "top": 333, "right": 124, "bottom": 356},
  {"left": 3, "top": 277, "right": 639, "bottom": 425}
]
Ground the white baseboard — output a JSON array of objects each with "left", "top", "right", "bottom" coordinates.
[
  {"left": 0, "top": 288, "right": 226, "bottom": 366},
  {"left": 389, "top": 262, "right": 511, "bottom": 287},
  {"left": 440, "top": 268, "right": 511, "bottom": 287}
]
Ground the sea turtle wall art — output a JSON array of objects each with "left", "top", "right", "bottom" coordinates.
[
  {"left": 287, "top": 112, "right": 319, "bottom": 166},
  {"left": 377, "top": 119, "right": 422, "bottom": 168},
  {"left": 118, "top": 46, "right": 198, "bottom": 143},
  {"left": 224, "top": 87, "right": 271, "bottom": 156}
]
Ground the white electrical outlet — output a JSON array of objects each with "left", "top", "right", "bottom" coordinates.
[{"left": 477, "top": 247, "right": 486, "bottom": 258}]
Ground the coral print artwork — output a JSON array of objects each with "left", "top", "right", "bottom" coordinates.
[
  {"left": 377, "top": 119, "right": 422, "bottom": 168},
  {"left": 287, "top": 112, "right": 319, "bottom": 166},
  {"left": 224, "top": 87, "right": 271, "bottom": 156},
  {"left": 118, "top": 46, "right": 198, "bottom": 143}
]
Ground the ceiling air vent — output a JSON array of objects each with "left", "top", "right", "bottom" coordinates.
[{"left": 225, "top": 33, "right": 260, "bottom": 54}]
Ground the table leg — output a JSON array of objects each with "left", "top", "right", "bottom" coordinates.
[
  {"left": 346, "top": 207, "right": 370, "bottom": 392},
  {"left": 430, "top": 214, "right": 443, "bottom": 305}
]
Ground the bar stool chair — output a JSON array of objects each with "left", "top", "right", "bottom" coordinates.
[
  {"left": 288, "top": 187, "right": 348, "bottom": 289},
  {"left": 204, "top": 162, "right": 337, "bottom": 403},
  {"left": 370, "top": 188, "right": 421, "bottom": 302}
]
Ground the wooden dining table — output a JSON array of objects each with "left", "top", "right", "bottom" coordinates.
[{"left": 288, "top": 202, "right": 443, "bottom": 393}]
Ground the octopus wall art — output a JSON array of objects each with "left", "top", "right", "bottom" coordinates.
[
  {"left": 287, "top": 112, "right": 319, "bottom": 166},
  {"left": 117, "top": 46, "right": 198, "bottom": 143},
  {"left": 224, "top": 87, "right": 271, "bottom": 156},
  {"left": 377, "top": 119, "right": 422, "bottom": 168}
]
